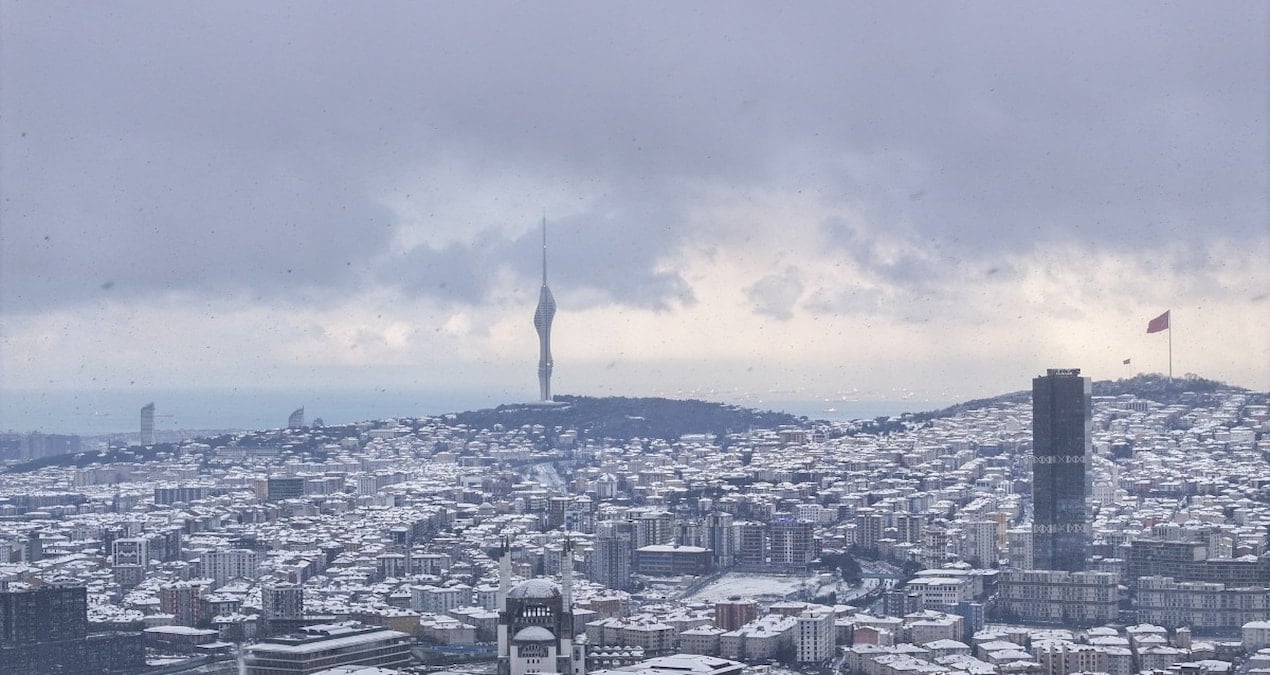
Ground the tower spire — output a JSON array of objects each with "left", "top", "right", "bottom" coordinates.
[{"left": 533, "top": 215, "right": 557, "bottom": 402}]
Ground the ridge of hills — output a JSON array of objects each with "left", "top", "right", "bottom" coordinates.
[
  {"left": 3, "top": 373, "right": 1259, "bottom": 473},
  {"left": 918, "top": 372, "right": 1245, "bottom": 421}
]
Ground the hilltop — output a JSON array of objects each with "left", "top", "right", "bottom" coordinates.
[
  {"left": 838, "top": 372, "right": 1258, "bottom": 437},
  {"left": 920, "top": 372, "right": 1247, "bottom": 420},
  {"left": 447, "top": 394, "right": 803, "bottom": 441}
]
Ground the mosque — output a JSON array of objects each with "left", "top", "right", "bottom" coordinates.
[{"left": 497, "top": 538, "right": 586, "bottom": 675}]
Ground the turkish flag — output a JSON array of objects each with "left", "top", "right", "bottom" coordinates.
[{"left": 1147, "top": 310, "right": 1170, "bottom": 334}]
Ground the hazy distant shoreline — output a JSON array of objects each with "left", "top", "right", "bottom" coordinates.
[{"left": 0, "top": 387, "right": 942, "bottom": 436}]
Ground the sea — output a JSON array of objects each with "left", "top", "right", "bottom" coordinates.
[{"left": 0, "top": 387, "right": 945, "bottom": 437}]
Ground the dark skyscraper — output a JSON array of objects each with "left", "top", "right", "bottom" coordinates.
[
  {"left": 533, "top": 217, "right": 556, "bottom": 401},
  {"left": 1031, "top": 368, "right": 1092, "bottom": 572},
  {"left": 0, "top": 583, "right": 144, "bottom": 674}
]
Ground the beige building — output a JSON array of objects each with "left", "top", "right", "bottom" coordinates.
[
  {"left": 1244, "top": 620, "right": 1270, "bottom": 651},
  {"left": 795, "top": 608, "right": 835, "bottom": 664},
  {"left": 997, "top": 569, "right": 1118, "bottom": 625},
  {"left": 1135, "top": 576, "right": 1270, "bottom": 631}
]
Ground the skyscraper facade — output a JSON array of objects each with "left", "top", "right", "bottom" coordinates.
[
  {"left": 533, "top": 218, "right": 556, "bottom": 401},
  {"left": 0, "top": 584, "right": 144, "bottom": 673},
  {"left": 590, "top": 521, "right": 633, "bottom": 591},
  {"left": 140, "top": 402, "right": 155, "bottom": 445},
  {"left": 1031, "top": 368, "right": 1092, "bottom": 572}
]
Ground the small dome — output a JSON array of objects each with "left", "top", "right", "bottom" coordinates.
[
  {"left": 513, "top": 626, "right": 556, "bottom": 642},
  {"left": 507, "top": 578, "right": 561, "bottom": 599}
]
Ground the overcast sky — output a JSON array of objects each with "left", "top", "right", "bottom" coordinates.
[{"left": 2, "top": 1, "right": 1267, "bottom": 411}]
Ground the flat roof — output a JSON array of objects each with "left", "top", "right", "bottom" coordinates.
[{"left": 246, "top": 629, "right": 409, "bottom": 656}]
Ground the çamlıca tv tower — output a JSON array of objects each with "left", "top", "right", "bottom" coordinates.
[{"left": 533, "top": 217, "right": 556, "bottom": 401}]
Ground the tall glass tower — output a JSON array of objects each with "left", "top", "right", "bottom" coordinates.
[
  {"left": 140, "top": 402, "right": 155, "bottom": 445},
  {"left": 533, "top": 217, "right": 556, "bottom": 401},
  {"left": 1031, "top": 368, "right": 1092, "bottom": 571}
]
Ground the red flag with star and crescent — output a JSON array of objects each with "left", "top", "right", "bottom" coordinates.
[{"left": 1147, "top": 310, "right": 1170, "bottom": 334}]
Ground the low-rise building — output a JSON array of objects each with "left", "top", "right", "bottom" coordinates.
[{"left": 242, "top": 622, "right": 412, "bottom": 675}]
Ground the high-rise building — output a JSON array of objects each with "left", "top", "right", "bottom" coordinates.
[
  {"left": 202, "top": 549, "right": 260, "bottom": 587},
  {"left": 1007, "top": 526, "right": 1033, "bottom": 569},
  {"left": 962, "top": 520, "right": 999, "bottom": 568},
  {"left": 1, "top": 432, "right": 81, "bottom": 461},
  {"left": 287, "top": 407, "right": 305, "bottom": 429},
  {"left": 0, "top": 584, "right": 144, "bottom": 674},
  {"left": 112, "top": 537, "right": 151, "bottom": 588},
  {"left": 590, "top": 521, "right": 633, "bottom": 591},
  {"left": 704, "top": 512, "right": 735, "bottom": 569},
  {"left": 714, "top": 599, "right": 759, "bottom": 632},
  {"left": 261, "top": 583, "right": 304, "bottom": 623},
  {"left": 533, "top": 217, "right": 557, "bottom": 401},
  {"left": 997, "top": 569, "right": 1118, "bottom": 625},
  {"left": 854, "top": 510, "right": 885, "bottom": 552},
  {"left": 1031, "top": 368, "right": 1092, "bottom": 572},
  {"left": 633, "top": 510, "right": 674, "bottom": 549},
  {"left": 154, "top": 485, "right": 213, "bottom": 505},
  {"left": 733, "top": 522, "right": 767, "bottom": 567},
  {"left": 770, "top": 519, "right": 816, "bottom": 569},
  {"left": 266, "top": 476, "right": 307, "bottom": 502},
  {"left": 794, "top": 608, "right": 835, "bottom": 663},
  {"left": 159, "top": 581, "right": 206, "bottom": 627},
  {"left": 140, "top": 402, "right": 155, "bottom": 445},
  {"left": 0, "top": 584, "right": 87, "bottom": 644}
]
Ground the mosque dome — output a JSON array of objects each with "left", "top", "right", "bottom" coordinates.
[
  {"left": 507, "top": 578, "right": 561, "bottom": 599},
  {"left": 513, "top": 626, "right": 557, "bottom": 642}
]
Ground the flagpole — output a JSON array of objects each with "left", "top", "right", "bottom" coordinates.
[{"left": 1168, "top": 315, "right": 1173, "bottom": 382}]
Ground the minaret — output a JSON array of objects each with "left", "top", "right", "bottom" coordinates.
[
  {"left": 533, "top": 217, "right": 557, "bottom": 401},
  {"left": 558, "top": 537, "right": 577, "bottom": 675},
  {"left": 561, "top": 536, "right": 573, "bottom": 610},
  {"left": 497, "top": 536, "right": 511, "bottom": 661},
  {"left": 498, "top": 536, "right": 511, "bottom": 611}
]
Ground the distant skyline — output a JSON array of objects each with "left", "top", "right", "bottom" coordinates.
[
  {"left": 2, "top": 2, "right": 1267, "bottom": 412},
  {"left": 0, "top": 386, "right": 936, "bottom": 436}
]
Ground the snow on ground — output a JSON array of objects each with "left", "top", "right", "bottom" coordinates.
[{"left": 684, "top": 572, "right": 818, "bottom": 603}]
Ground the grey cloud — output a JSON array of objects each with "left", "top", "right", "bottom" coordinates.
[
  {"left": 2, "top": 2, "right": 1265, "bottom": 315},
  {"left": 383, "top": 205, "right": 696, "bottom": 310},
  {"left": 745, "top": 267, "right": 804, "bottom": 320},
  {"left": 819, "top": 217, "right": 946, "bottom": 288},
  {"left": 803, "top": 286, "right": 885, "bottom": 316},
  {"left": 0, "top": 133, "right": 393, "bottom": 312}
]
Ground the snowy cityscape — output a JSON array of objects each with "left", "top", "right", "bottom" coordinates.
[
  {"left": 4, "top": 2, "right": 1268, "bottom": 675},
  {"left": 0, "top": 374, "right": 1266, "bottom": 674}
]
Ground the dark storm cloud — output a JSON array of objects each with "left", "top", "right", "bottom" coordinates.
[
  {"left": 2, "top": 133, "right": 392, "bottom": 310},
  {"left": 384, "top": 204, "right": 695, "bottom": 309},
  {"left": 2, "top": 1, "right": 1265, "bottom": 314},
  {"left": 819, "top": 216, "right": 947, "bottom": 289}
]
